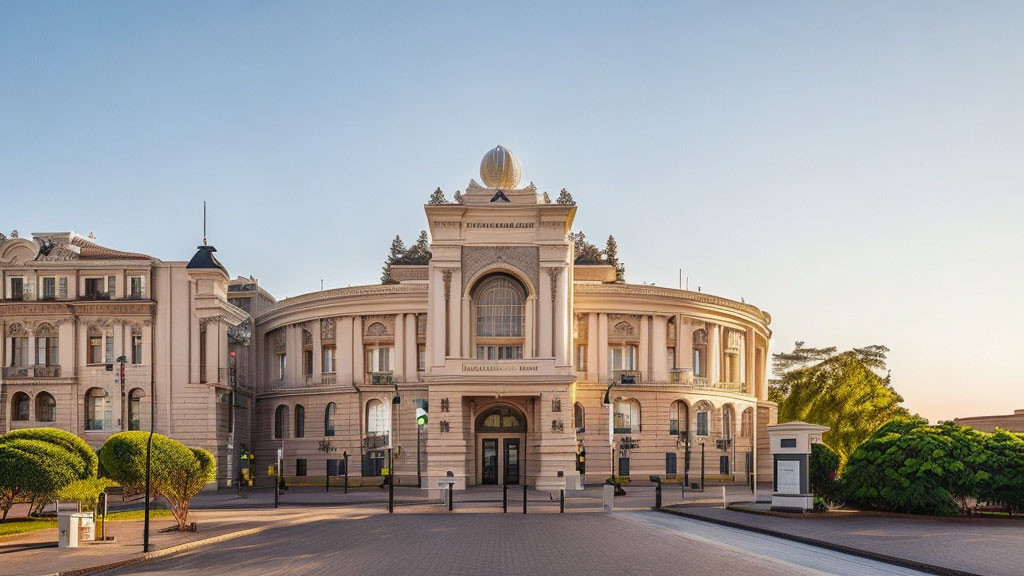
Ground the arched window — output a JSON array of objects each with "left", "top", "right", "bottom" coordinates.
[
  {"left": 85, "top": 388, "right": 108, "bottom": 430},
  {"left": 128, "top": 388, "right": 144, "bottom": 430},
  {"left": 294, "top": 404, "right": 305, "bottom": 438},
  {"left": 692, "top": 329, "right": 708, "bottom": 378},
  {"left": 669, "top": 400, "right": 688, "bottom": 436},
  {"left": 613, "top": 399, "right": 641, "bottom": 434},
  {"left": 473, "top": 274, "right": 526, "bottom": 360},
  {"left": 11, "top": 392, "right": 29, "bottom": 421},
  {"left": 325, "top": 402, "right": 336, "bottom": 436},
  {"left": 573, "top": 402, "right": 585, "bottom": 433},
  {"left": 723, "top": 405, "right": 735, "bottom": 439},
  {"left": 274, "top": 405, "right": 289, "bottom": 439},
  {"left": 36, "top": 392, "right": 56, "bottom": 423},
  {"left": 695, "top": 400, "right": 712, "bottom": 437},
  {"left": 366, "top": 399, "right": 389, "bottom": 437},
  {"left": 741, "top": 408, "right": 753, "bottom": 438},
  {"left": 475, "top": 406, "right": 526, "bottom": 433}
]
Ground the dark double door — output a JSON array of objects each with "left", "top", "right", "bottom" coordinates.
[{"left": 481, "top": 438, "right": 520, "bottom": 485}]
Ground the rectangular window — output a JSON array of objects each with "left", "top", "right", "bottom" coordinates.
[
  {"left": 9, "top": 277, "right": 24, "bottom": 300},
  {"left": 105, "top": 332, "right": 114, "bottom": 364},
  {"left": 132, "top": 333, "right": 143, "bottom": 364},
  {"left": 608, "top": 345, "right": 637, "bottom": 371},
  {"left": 696, "top": 412, "right": 709, "bottom": 437},
  {"left": 42, "top": 277, "right": 56, "bottom": 300},
  {"left": 322, "top": 346, "right": 335, "bottom": 373},
  {"left": 277, "top": 354, "right": 286, "bottom": 380},
  {"left": 85, "top": 278, "right": 105, "bottom": 299},
  {"left": 366, "top": 347, "right": 393, "bottom": 373},
  {"left": 296, "top": 459, "right": 307, "bottom": 477},
  {"left": 10, "top": 337, "right": 28, "bottom": 367},
  {"left": 107, "top": 275, "right": 116, "bottom": 298},
  {"left": 89, "top": 335, "right": 104, "bottom": 364},
  {"left": 36, "top": 337, "right": 48, "bottom": 365},
  {"left": 303, "top": 350, "right": 314, "bottom": 375},
  {"left": 576, "top": 344, "right": 587, "bottom": 371},
  {"left": 417, "top": 344, "right": 426, "bottom": 371},
  {"left": 129, "top": 276, "right": 144, "bottom": 299},
  {"left": 58, "top": 277, "right": 68, "bottom": 299},
  {"left": 199, "top": 329, "right": 208, "bottom": 383}
]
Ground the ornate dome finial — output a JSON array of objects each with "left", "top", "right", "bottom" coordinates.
[{"left": 480, "top": 145, "right": 522, "bottom": 189}]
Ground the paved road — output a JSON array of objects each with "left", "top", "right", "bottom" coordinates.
[{"left": 101, "top": 508, "right": 927, "bottom": 576}]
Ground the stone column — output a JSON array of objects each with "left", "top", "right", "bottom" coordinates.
[
  {"left": 405, "top": 314, "right": 417, "bottom": 378},
  {"left": 430, "top": 269, "right": 447, "bottom": 366},
  {"left": 597, "top": 313, "right": 608, "bottom": 382},
  {"left": 538, "top": 269, "right": 553, "bottom": 358},
  {"left": 338, "top": 317, "right": 353, "bottom": 385},
  {"left": 352, "top": 318, "right": 364, "bottom": 385},
  {"left": 553, "top": 268, "right": 568, "bottom": 365},
  {"left": 448, "top": 269, "right": 461, "bottom": 359},
  {"left": 639, "top": 316, "right": 649, "bottom": 379},
  {"left": 524, "top": 297, "right": 535, "bottom": 359},
  {"left": 652, "top": 316, "right": 669, "bottom": 382},
  {"left": 461, "top": 297, "right": 471, "bottom": 358},
  {"left": 313, "top": 321, "right": 323, "bottom": 383},
  {"left": 394, "top": 313, "right": 405, "bottom": 382},
  {"left": 586, "top": 313, "right": 599, "bottom": 382},
  {"left": 286, "top": 324, "right": 302, "bottom": 385},
  {"left": 708, "top": 324, "right": 721, "bottom": 383},
  {"left": 675, "top": 314, "right": 687, "bottom": 370}
]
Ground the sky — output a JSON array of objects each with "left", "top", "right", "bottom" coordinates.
[{"left": 2, "top": 2, "right": 1022, "bottom": 423}]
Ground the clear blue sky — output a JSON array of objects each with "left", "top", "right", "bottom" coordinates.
[{"left": 3, "top": 2, "right": 1022, "bottom": 423}]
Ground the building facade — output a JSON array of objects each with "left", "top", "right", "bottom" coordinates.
[
  {"left": 2, "top": 146, "right": 778, "bottom": 490},
  {"left": 954, "top": 409, "right": 1024, "bottom": 433},
  {"left": 252, "top": 146, "right": 777, "bottom": 491}
]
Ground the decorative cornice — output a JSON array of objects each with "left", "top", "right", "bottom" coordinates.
[
  {"left": 261, "top": 284, "right": 427, "bottom": 317},
  {"left": 574, "top": 283, "right": 770, "bottom": 326}
]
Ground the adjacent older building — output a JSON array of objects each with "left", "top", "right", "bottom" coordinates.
[
  {"left": 2, "top": 146, "right": 779, "bottom": 490},
  {"left": 954, "top": 409, "right": 1024, "bottom": 433},
  {"left": 0, "top": 232, "right": 249, "bottom": 485}
]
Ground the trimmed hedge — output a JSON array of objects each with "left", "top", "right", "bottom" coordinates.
[
  {"left": 100, "top": 432, "right": 215, "bottom": 531},
  {"left": 0, "top": 428, "right": 99, "bottom": 520},
  {"left": 809, "top": 443, "right": 840, "bottom": 507}
]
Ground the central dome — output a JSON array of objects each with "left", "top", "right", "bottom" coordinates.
[{"left": 479, "top": 145, "right": 522, "bottom": 189}]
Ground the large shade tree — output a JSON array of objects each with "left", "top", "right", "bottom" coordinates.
[
  {"left": 100, "top": 432, "right": 215, "bottom": 531},
  {"left": 0, "top": 428, "right": 98, "bottom": 519},
  {"left": 771, "top": 342, "right": 909, "bottom": 464}
]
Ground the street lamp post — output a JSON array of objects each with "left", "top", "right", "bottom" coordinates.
[
  {"left": 603, "top": 382, "right": 615, "bottom": 480},
  {"left": 388, "top": 384, "right": 401, "bottom": 513}
]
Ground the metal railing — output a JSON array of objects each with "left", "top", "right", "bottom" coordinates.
[
  {"left": 369, "top": 372, "right": 395, "bottom": 386},
  {"left": 612, "top": 370, "right": 643, "bottom": 384}
]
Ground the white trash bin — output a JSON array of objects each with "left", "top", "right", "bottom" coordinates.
[
  {"left": 603, "top": 484, "right": 615, "bottom": 511},
  {"left": 58, "top": 513, "right": 80, "bottom": 548}
]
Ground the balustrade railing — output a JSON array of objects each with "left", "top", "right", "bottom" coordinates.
[{"left": 2, "top": 365, "right": 61, "bottom": 378}]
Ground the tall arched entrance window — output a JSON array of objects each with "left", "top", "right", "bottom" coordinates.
[
  {"left": 128, "top": 388, "right": 145, "bottom": 430},
  {"left": 472, "top": 274, "right": 526, "bottom": 360},
  {"left": 692, "top": 329, "right": 708, "bottom": 378},
  {"left": 36, "top": 392, "right": 56, "bottom": 423},
  {"left": 475, "top": 405, "right": 526, "bottom": 486},
  {"left": 274, "top": 405, "right": 289, "bottom": 439},
  {"left": 363, "top": 399, "right": 389, "bottom": 477},
  {"left": 11, "top": 392, "right": 30, "bottom": 421}
]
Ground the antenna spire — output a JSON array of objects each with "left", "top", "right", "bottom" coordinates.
[{"left": 202, "top": 201, "right": 207, "bottom": 245}]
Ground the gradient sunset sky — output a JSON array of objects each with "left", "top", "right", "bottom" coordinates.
[{"left": 2, "top": 2, "right": 1022, "bottom": 422}]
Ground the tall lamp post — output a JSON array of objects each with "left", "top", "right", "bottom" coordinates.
[
  {"left": 388, "top": 383, "right": 401, "bottom": 513},
  {"left": 603, "top": 382, "right": 615, "bottom": 480}
]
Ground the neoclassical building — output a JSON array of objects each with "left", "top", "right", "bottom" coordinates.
[
  {"left": 2, "top": 146, "right": 777, "bottom": 491},
  {"left": 252, "top": 146, "right": 776, "bottom": 491}
]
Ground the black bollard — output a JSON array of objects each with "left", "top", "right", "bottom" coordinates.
[
  {"left": 560, "top": 489, "right": 565, "bottom": 513},
  {"left": 448, "top": 483, "right": 454, "bottom": 511},
  {"left": 655, "top": 482, "right": 662, "bottom": 509},
  {"left": 523, "top": 484, "right": 528, "bottom": 514},
  {"left": 503, "top": 484, "right": 508, "bottom": 513}
]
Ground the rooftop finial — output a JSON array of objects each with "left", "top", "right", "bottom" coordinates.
[{"left": 202, "top": 201, "right": 207, "bottom": 246}]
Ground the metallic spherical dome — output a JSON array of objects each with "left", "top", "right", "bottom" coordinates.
[{"left": 479, "top": 145, "right": 522, "bottom": 189}]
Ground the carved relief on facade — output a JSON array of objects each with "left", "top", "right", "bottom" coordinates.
[
  {"left": 461, "top": 245, "right": 539, "bottom": 295},
  {"left": 33, "top": 322, "right": 57, "bottom": 337},
  {"left": 363, "top": 315, "right": 395, "bottom": 338},
  {"left": 545, "top": 267, "right": 562, "bottom": 302},
  {"left": 608, "top": 314, "right": 640, "bottom": 340},
  {"left": 272, "top": 328, "right": 286, "bottom": 352},
  {"left": 302, "top": 328, "right": 313, "bottom": 346},
  {"left": 320, "top": 318, "right": 336, "bottom": 341},
  {"left": 441, "top": 269, "right": 453, "bottom": 301},
  {"left": 5, "top": 322, "right": 28, "bottom": 336}
]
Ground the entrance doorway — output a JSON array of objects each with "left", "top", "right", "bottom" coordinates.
[{"left": 475, "top": 405, "right": 526, "bottom": 486}]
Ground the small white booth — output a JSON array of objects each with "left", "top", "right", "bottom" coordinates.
[
  {"left": 766, "top": 421, "right": 828, "bottom": 512},
  {"left": 57, "top": 512, "right": 95, "bottom": 548}
]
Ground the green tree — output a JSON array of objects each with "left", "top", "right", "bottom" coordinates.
[
  {"left": 380, "top": 235, "right": 406, "bottom": 284},
  {"left": 771, "top": 343, "right": 908, "bottom": 463},
  {"left": 605, "top": 235, "right": 625, "bottom": 281},
  {"left": 976, "top": 429, "right": 1024, "bottom": 514},
  {"left": 571, "top": 232, "right": 603, "bottom": 264},
  {"left": 427, "top": 187, "right": 448, "bottom": 205},
  {"left": 400, "top": 230, "right": 432, "bottom": 265},
  {"left": 57, "top": 478, "right": 117, "bottom": 513},
  {"left": 809, "top": 443, "right": 841, "bottom": 507},
  {"left": 839, "top": 418, "right": 986, "bottom": 516},
  {"left": 100, "top": 432, "right": 215, "bottom": 531},
  {"left": 0, "top": 428, "right": 98, "bottom": 519}
]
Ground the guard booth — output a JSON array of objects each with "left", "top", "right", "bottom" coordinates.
[{"left": 767, "top": 421, "right": 829, "bottom": 512}]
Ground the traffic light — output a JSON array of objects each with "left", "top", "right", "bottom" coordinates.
[{"left": 415, "top": 407, "right": 428, "bottom": 427}]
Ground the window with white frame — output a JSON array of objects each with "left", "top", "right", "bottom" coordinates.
[
  {"left": 473, "top": 274, "right": 526, "bottom": 360},
  {"left": 85, "top": 388, "right": 109, "bottom": 430},
  {"left": 366, "top": 346, "right": 394, "bottom": 373},
  {"left": 132, "top": 331, "right": 143, "bottom": 364},
  {"left": 322, "top": 346, "right": 335, "bottom": 373},
  {"left": 129, "top": 275, "right": 145, "bottom": 299},
  {"left": 692, "top": 329, "right": 708, "bottom": 378},
  {"left": 669, "top": 400, "right": 688, "bottom": 436},
  {"left": 41, "top": 277, "right": 56, "bottom": 300},
  {"left": 608, "top": 345, "right": 637, "bottom": 372},
  {"left": 695, "top": 401, "right": 712, "bottom": 437},
  {"left": 613, "top": 399, "right": 641, "bottom": 434},
  {"left": 8, "top": 277, "right": 25, "bottom": 300},
  {"left": 366, "top": 399, "right": 389, "bottom": 436},
  {"left": 277, "top": 354, "right": 286, "bottom": 380},
  {"left": 9, "top": 336, "right": 28, "bottom": 367}
]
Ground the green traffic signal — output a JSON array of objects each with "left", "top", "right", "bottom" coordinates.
[{"left": 415, "top": 407, "right": 428, "bottom": 427}]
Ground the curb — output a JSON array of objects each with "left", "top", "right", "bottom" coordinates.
[
  {"left": 51, "top": 525, "right": 269, "bottom": 576},
  {"left": 658, "top": 507, "right": 983, "bottom": 576}
]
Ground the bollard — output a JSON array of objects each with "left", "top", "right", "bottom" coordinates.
[
  {"left": 560, "top": 489, "right": 565, "bottom": 513},
  {"left": 681, "top": 478, "right": 685, "bottom": 501},
  {"left": 448, "top": 484, "right": 454, "bottom": 511},
  {"left": 503, "top": 484, "right": 508, "bottom": 513},
  {"left": 722, "top": 485, "right": 727, "bottom": 509},
  {"left": 655, "top": 482, "right": 662, "bottom": 509},
  {"left": 523, "top": 484, "right": 528, "bottom": 514},
  {"left": 388, "top": 479, "right": 394, "bottom": 514}
]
